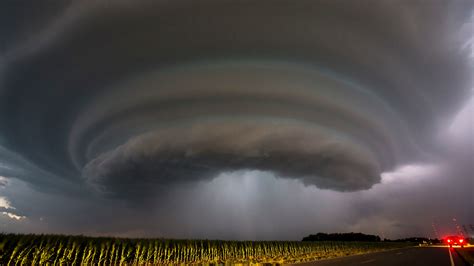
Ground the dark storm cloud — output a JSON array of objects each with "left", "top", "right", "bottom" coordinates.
[
  {"left": 0, "top": 0, "right": 472, "bottom": 201},
  {"left": 0, "top": 178, "right": 6, "bottom": 188},
  {"left": 83, "top": 120, "right": 381, "bottom": 196}
]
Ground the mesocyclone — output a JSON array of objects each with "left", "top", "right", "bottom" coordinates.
[
  {"left": 0, "top": 0, "right": 471, "bottom": 198},
  {"left": 70, "top": 61, "right": 413, "bottom": 195}
]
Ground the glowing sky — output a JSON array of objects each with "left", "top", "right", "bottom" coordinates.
[{"left": 0, "top": 0, "right": 472, "bottom": 240}]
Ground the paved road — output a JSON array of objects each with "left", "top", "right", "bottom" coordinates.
[{"left": 291, "top": 247, "right": 469, "bottom": 266}]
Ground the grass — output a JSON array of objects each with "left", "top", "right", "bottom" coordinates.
[
  {"left": 0, "top": 233, "right": 414, "bottom": 264},
  {"left": 456, "top": 247, "right": 474, "bottom": 265}
]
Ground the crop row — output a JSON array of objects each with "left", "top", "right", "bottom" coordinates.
[{"left": 0, "top": 233, "right": 412, "bottom": 264}]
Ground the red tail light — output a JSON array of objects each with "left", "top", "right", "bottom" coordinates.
[
  {"left": 447, "top": 239, "right": 451, "bottom": 242},
  {"left": 459, "top": 239, "right": 464, "bottom": 243}
]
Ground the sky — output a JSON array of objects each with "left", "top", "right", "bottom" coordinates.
[{"left": 0, "top": 0, "right": 473, "bottom": 240}]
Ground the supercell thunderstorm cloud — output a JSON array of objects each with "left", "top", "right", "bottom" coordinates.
[{"left": 0, "top": 0, "right": 473, "bottom": 240}]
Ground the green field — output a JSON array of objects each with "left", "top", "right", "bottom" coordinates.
[{"left": 0, "top": 233, "right": 413, "bottom": 264}]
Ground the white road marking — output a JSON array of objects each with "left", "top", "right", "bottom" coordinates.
[
  {"left": 448, "top": 248, "right": 455, "bottom": 266},
  {"left": 360, "top": 259, "right": 376, "bottom": 264}
]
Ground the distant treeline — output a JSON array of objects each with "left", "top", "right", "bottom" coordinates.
[
  {"left": 302, "top": 233, "right": 451, "bottom": 244},
  {"left": 302, "top": 233, "right": 381, "bottom": 242},
  {"left": 384, "top": 237, "right": 441, "bottom": 243}
]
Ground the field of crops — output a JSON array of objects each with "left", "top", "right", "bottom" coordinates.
[{"left": 0, "top": 233, "right": 413, "bottom": 264}]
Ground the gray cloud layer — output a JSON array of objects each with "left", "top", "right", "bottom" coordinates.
[{"left": 0, "top": 0, "right": 472, "bottom": 239}]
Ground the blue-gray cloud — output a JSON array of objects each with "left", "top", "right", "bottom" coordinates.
[{"left": 0, "top": 0, "right": 472, "bottom": 239}]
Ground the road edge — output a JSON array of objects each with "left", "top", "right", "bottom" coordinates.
[{"left": 289, "top": 246, "right": 418, "bottom": 265}]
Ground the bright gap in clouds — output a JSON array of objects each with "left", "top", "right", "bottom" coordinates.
[
  {"left": 0, "top": 177, "right": 27, "bottom": 221},
  {"left": 448, "top": 93, "right": 474, "bottom": 143},
  {"left": 380, "top": 164, "right": 439, "bottom": 185},
  {"left": 1, "top": 212, "right": 25, "bottom": 220},
  {"left": 0, "top": 196, "right": 13, "bottom": 209}
]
